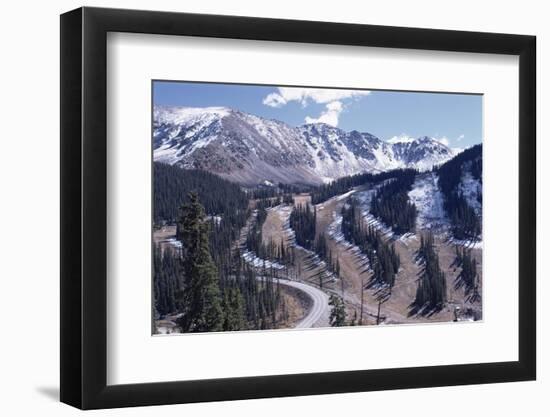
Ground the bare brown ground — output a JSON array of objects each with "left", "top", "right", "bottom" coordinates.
[
  {"left": 314, "top": 187, "right": 483, "bottom": 325},
  {"left": 153, "top": 225, "right": 177, "bottom": 242},
  {"left": 262, "top": 208, "right": 287, "bottom": 248},
  {"left": 262, "top": 204, "right": 336, "bottom": 290},
  {"left": 153, "top": 225, "right": 178, "bottom": 254},
  {"left": 293, "top": 193, "right": 312, "bottom": 207}
]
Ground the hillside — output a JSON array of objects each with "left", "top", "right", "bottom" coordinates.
[{"left": 153, "top": 106, "right": 457, "bottom": 185}]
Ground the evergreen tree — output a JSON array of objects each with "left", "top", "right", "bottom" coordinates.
[
  {"left": 153, "top": 245, "right": 182, "bottom": 317},
  {"left": 370, "top": 169, "right": 417, "bottom": 235},
  {"left": 455, "top": 247, "right": 479, "bottom": 295},
  {"left": 436, "top": 145, "right": 482, "bottom": 240},
  {"left": 176, "top": 193, "right": 224, "bottom": 332},
  {"left": 289, "top": 203, "right": 316, "bottom": 250},
  {"left": 329, "top": 294, "right": 346, "bottom": 326},
  {"left": 341, "top": 198, "right": 400, "bottom": 287},
  {"left": 222, "top": 287, "right": 246, "bottom": 331},
  {"left": 413, "top": 233, "right": 447, "bottom": 310}
]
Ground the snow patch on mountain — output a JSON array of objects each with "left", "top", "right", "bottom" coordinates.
[
  {"left": 387, "top": 134, "right": 417, "bottom": 144},
  {"left": 153, "top": 106, "right": 457, "bottom": 184},
  {"left": 154, "top": 106, "right": 231, "bottom": 125},
  {"left": 459, "top": 171, "right": 482, "bottom": 216},
  {"left": 408, "top": 172, "right": 448, "bottom": 231}
]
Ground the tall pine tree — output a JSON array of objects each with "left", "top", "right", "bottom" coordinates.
[{"left": 176, "top": 193, "right": 224, "bottom": 332}]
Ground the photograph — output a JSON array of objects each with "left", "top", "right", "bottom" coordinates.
[{"left": 152, "top": 81, "right": 483, "bottom": 334}]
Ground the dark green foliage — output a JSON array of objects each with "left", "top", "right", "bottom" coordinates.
[
  {"left": 314, "top": 233, "right": 328, "bottom": 260},
  {"left": 455, "top": 246, "right": 479, "bottom": 295},
  {"left": 221, "top": 287, "right": 246, "bottom": 331},
  {"left": 255, "top": 197, "right": 281, "bottom": 210},
  {"left": 313, "top": 233, "right": 341, "bottom": 288},
  {"left": 370, "top": 169, "right": 417, "bottom": 235},
  {"left": 153, "top": 245, "right": 182, "bottom": 317},
  {"left": 341, "top": 198, "right": 400, "bottom": 287},
  {"left": 154, "top": 162, "right": 248, "bottom": 224},
  {"left": 289, "top": 203, "right": 316, "bottom": 250},
  {"left": 245, "top": 208, "right": 268, "bottom": 257},
  {"left": 329, "top": 294, "right": 346, "bottom": 326},
  {"left": 414, "top": 233, "right": 447, "bottom": 310},
  {"left": 154, "top": 168, "right": 292, "bottom": 332},
  {"left": 176, "top": 193, "right": 224, "bottom": 332},
  {"left": 436, "top": 145, "right": 482, "bottom": 240},
  {"left": 156, "top": 163, "right": 250, "bottom": 294},
  {"left": 449, "top": 198, "right": 481, "bottom": 240},
  {"left": 248, "top": 183, "right": 311, "bottom": 200}
]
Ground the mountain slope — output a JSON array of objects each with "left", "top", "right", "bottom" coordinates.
[{"left": 153, "top": 106, "right": 457, "bottom": 185}]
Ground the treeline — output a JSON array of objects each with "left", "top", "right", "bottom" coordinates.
[
  {"left": 289, "top": 203, "right": 316, "bottom": 250},
  {"left": 370, "top": 169, "right": 417, "bottom": 235},
  {"left": 310, "top": 169, "right": 408, "bottom": 205},
  {"left": 436, "top": 145, "right": 482, "bottom": 240},
  {"left": 155, "top": 163, "right": 250, "bottom": 285},
  {"left": 154, "top": 162, "right": 248, "bottom": 224},
  {"left": 413, "top": 233, "right": 447, "bottom": 310},
  {"left": 341, "top": 198, "right": 400, "bottom": 287},
  {"left": 254, "top": 195, "right": 292, "bottom": 210},
  {"left": 230, "top": 258, "right": 287, "bottom": 330},
  {"left": 153, "top": 245, "right": 182, "bottom": 317},
  {"left": 245, "top": 208, "right": 267, "bottom": 256},
  {"left": 248, "top": 183, "right": 311, "bottom": 200}
]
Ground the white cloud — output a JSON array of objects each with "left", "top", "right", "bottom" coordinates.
[
  {"left": 263, "top": 87, "right": 370, "bottom": 108},
  {"left": 304, "top": 101, "right": 343, "bottom": 127},
  {"left": 434, "top": 136, "right": 450, "bottom": 146},
  {"left": 457, "top": 134, "right": 465, "bottom": 142},
  {"left": 263, "top": 87, "right": 370, "bottom": 128}
]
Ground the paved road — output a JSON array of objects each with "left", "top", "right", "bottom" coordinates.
[{"left": 276, "top": 278, "right": 330, "bottom": 328}]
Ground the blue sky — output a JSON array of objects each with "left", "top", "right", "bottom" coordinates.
[{"left": 153, "top": 81, "right": 482, "bottom": 149}]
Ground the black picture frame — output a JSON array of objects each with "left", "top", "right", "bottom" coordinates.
[{"left": 60, "top": 6, "right": 536, "bottom": 410}]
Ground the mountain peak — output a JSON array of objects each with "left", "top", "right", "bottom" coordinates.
[
  {"left": 153, "top": 106, "right": 457, "bottom": 184},
  {"left": 386, "top": 135, "right": 417, "bottom": 144},
  {"left": 154, "top": 105, "right": 232, "bottom": 125}
]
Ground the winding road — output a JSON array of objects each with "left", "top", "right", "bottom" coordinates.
[{"left": 276, "top": 278, "right": 330, "bottom": 328}]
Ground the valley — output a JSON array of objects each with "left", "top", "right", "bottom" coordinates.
[
  {"left": 154, "top": 168, "right": 482, "bottom": 332},
  {"left": 151, "top": 104, "right": 483, "bottom": 334}
]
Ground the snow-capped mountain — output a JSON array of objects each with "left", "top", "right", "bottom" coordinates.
[{"left": 153, "top": 106, "right": 457, "bottom": 185}]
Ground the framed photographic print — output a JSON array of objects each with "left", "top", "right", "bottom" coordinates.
[{"left": 60, "top": 7, "right": 536, "bottom": 410}]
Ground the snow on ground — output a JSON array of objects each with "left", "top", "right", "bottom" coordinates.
[
  {"left": 352, "top": 186, "right": 416, "bottom": 245},
  {"left": 448, "top": 237, "right": 483, "bottom": 250},
  {"left": 239, "top": 206, "right": 286, "bottom": 270},
  {"left": 326, "top": 212, "right": 372, "bottom": 269},
  {"left": 164, "top": 237, "right": 182, "bottom": 249},
  {"left": 408, "top": 172, "right": 449, "bottom": 231},
  {"left": 154, "top": 106, "right": 230, "bottom": 125},
  {"left": 206, "top": 215, "right": 222, "bottom": 225},
  {"left": 241, "top": 250, "right": 285, "bottom": 270},
  {"left": 272, "top": 204, "right": 337, "bottom": 282},
  {"left": 153, "top": 143, "right": 180, "bottom": 165},
  {"left": 335, "top": 189, "right": 356, "bottom": 201},
  {"left": 459, "top": 171, "right": 482, "bottom": 216}
]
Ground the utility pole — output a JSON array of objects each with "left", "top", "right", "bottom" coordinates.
[
  {"left": 360, "top": 277, "right": 364, "bottom": 325},
  {"left": 376, "top": 300, "right": 382, "bottom": 325}
]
